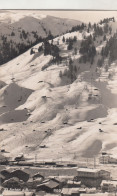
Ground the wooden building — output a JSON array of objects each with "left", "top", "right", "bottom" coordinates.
[
  {"left": 100, "top": 154, "right": 117, "bottom": 164},
  {"left": 2, "top": 190, "right": 35, "bottom": 196},
  {"left": 1, "top": 170, "right": 11, "bottom": 180},
  {"left": 10, "top": 169, "right": 29, "bottom": 182},
  {"left": 0, "top": 174, "right": 5, "bottom": 183},
  {"left": 76, "top": 168, "right": 110, "bottom": 188},
  {"left": 66, "top": 180, "right": 81, "bottom": 188},
  {"left": 61, "top": 188, "right": 80, "bottom": 196},
  {"left": 36, "top": 179, "right": 60, "bottom": 193},
  {"left": 32, "top": 173, "right": 44, "bottom": 181},
  {"left": 80, "top": 193, "right": 109, "bottom": 196},
  {"left": 101, "top": 180, "right": 117, "bottom": 192},
  {"left": 2, "top": 177, "right": 23, "bottom": 189}
]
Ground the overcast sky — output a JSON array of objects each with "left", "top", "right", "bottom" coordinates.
[{"left": 0, "top": 0, "right": 117, "bottom": 10}]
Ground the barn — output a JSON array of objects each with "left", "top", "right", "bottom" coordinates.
[{"left": 10, "top": 169, "right": 29, "bottom": 182}]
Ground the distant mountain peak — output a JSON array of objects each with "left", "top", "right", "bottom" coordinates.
[{"left": 0, "top": 10, "right": 47, "bottom": 24}]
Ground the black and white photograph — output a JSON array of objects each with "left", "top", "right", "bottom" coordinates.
[{"left": 0, "top": 0, "right": 117, "bottom": 195}]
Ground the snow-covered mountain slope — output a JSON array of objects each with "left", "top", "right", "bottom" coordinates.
[
  {"left": 0, "top": 29, "right": 117, "bottom": 163},
  {"left": 0, "top": 12, "right": 82, "bottom": 41},
  {"left": 0, "top": 11, "right": 83, "bottom": 66}
]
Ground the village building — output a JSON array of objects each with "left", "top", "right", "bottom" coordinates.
[
  {"left": 48, "top": 176, "right": 68, "bottom": 188},
  {"left": 32, "top": 173, "right": 44, "bottom": 181},
  {"left": 61, "top": 187, "right": 86, "bottom": 196},
  {"left": 47, "top": 178, "right": 60, "bottom": 183},
  {"left": 2, "top": 190, "right": 35, "bottom": 196},
  {"left": 26, "top": 178, "right": 34, "bottom": 189},
  {"left": 36, "top": 184, "right": 55, "bottom": 193},
  {"left": 66, "top": 180, "right": 81, "bottom": 188},
  {"left": 2, "top": 177, "right": 23, "bottom": 189},
  {"left": 99, "top": 170, "right": 110, "bottom": 180},
  {"left": 14, "top": 154, "right": 25, "bottom": 162},
  {"left": 2, "top": 191, "right": 24, "bottom": 196},
  {"left": 76, "top": 168, "right": 110, "bottom": 188},
  {"left": 100, "top": 154, "right": 117, "bottom": 164},
  {"left": 61, "top": 188, "right": 80, "bottom": 196},
  {"left": 35, "top": 190, "right": 46, "bottom": 196},
  {"left": 36, "top": 179, "right": 60, "bottom": 193},
  {"left": 44, "top": 194, "right": 60, "bottom": 196},
  {"left": 108, "top": 155, "right": 117, "bottom": 164},
  {"left": 99, "top": 154, "right": 110, "bottom": 164},
  {"left": 25, "top": 172, "right": 45, "bottom": 189},
  {"left": 10, "top": 169, "right": 29, "bottom": 182},
  {"left": 26, "top": 177, "right": 43, "bottom": 189},
  {"left": 80, "top": 193, "right": 109, "bottom": 196},
  {"left": 1, "top": 169, "right": 29, "bottom": 183},
  {"left": 86, "top": 188, "right": 96, "bottom": 194},
  {"left": 1, "top": 170, "right": 11, "bottom": 180},
  {"left": 0, "top": 174, "right": 5, "bottom": 183},
  {"left": 101, "top": 180, "right": 117, "bottom": 192}
]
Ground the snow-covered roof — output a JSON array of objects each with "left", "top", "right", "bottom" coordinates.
[
  {"left": 81, "top": 194, "right": 109, "bottom": 196},
  {"left": 77, "top": 168, "right": 100, "bottom": 173},
  {"left": 2, "top": 191, "right": 24, "bottom": 196},
  {"left": 67, "top": 180, "right": 81, "bottom": 185},
  {"left": 45, "top": 194, "right": 59, "bottom": 196},
  {"left": 3, "top": 190, "right": 34, "bottom": 196},
  {"left": 101, "top": 180, "right": 117, "bottom": 186},
  {"left": 37, "top": 179, "right": 59, "bottom": 189},
  {"left": 61, "top": 188, "right": 80, "bottom": 194}
]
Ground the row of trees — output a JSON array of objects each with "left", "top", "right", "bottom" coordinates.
[
  {"left": 93, "top": 23, "right": 112, "bottom": 37},
  {"left": 99, "top": 17, "right": 115, "bottom": 24},
  {"left": 66, "top": 36, "right": 77, "bottom": 50},
  {"left": 10, "top": 30, "right": 45, "bottom": 42},
  {"left": 0, "top": 28, "right": 56, "bottom": 65},
  {"left": 69, "top": 23, "right": 86, "bottom": 33},
  {"left": 59, "top": 57, "right": 77, "bottom": 82},
  {"left": 0, "top": 38, "right": 33, "bottom": 65},
  {"left": 79, "top": 35, "right": 96, "bottom": 64},
  {"left": 101, "top": 33, "right": 117, "bottom": 63},
  {"left": 97, "top": 57, "right": 104, "bottom": 67},
  {"left": 43, "top": 41, "right": 62, "bottom": 64}
]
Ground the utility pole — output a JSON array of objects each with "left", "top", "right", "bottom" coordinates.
[
  {"left": 87, "top": 158, "right": 88, "bottom": 168},
  {"left": 94, "top": 156, "right": 96, "bottom": 168},
  {"left": 35, "top": 154, "right": 37, "bottom": 164}
]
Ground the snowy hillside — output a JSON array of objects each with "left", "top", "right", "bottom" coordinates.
[{"left": 0, "top": 18, "right": 117, "bottom": 163}]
